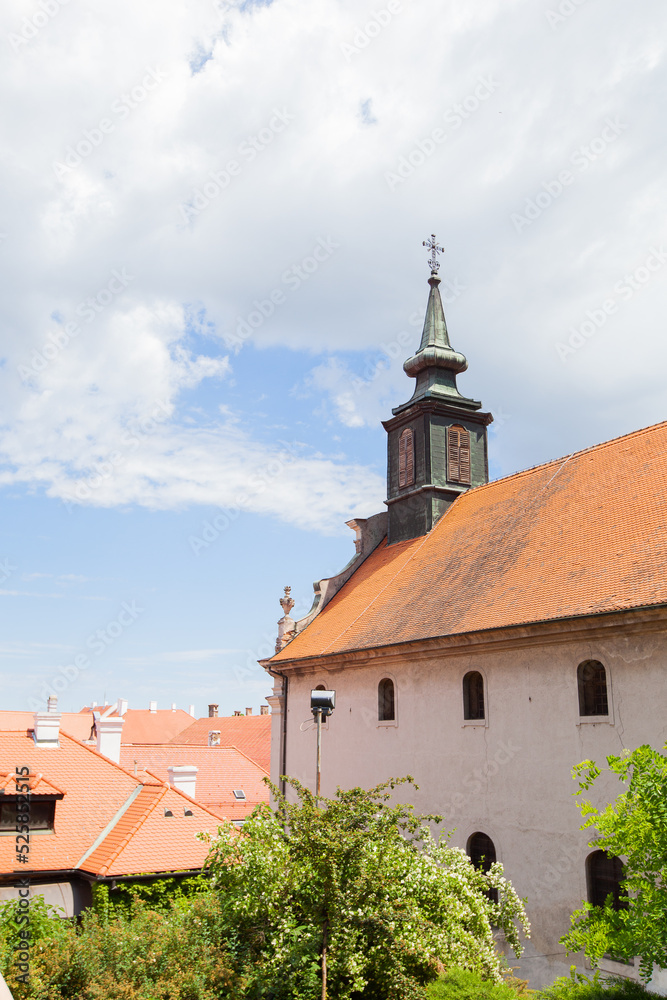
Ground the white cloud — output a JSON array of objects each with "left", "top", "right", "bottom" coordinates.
[{"left": 0, "top": 0, "right": 666, "bottom": 529}]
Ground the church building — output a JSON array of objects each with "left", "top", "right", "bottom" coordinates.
[{"left": 261, "top": 239, "right": 667, "bottom": 989}]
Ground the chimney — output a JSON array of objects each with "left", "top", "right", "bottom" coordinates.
[
  {"left": 33, "top": 699, "right": 61, "bottom": 747},
  {"left": 91, "top": 699, "right": 97, "bottom": 708},
  {"left": 149, "top": 700, "right": 157, "bottom": 713},
  {"left": 245, "top": 707, "right": 253, "bottom": 716},
  {"left": 171, "top": 703, "right": 177, "bottom": 712},
  {"left": 116, "top": 698, "right": 128, "bottom": 717},
  {"left": 208, "top": 704, "right": 218, "bottom": 718},
  {"left": 208, "top": 731, "right": 221, "bottom": 747},
  {"left": 167, "top": 765, "right": 198, "bottom": 799},
  {"left": 233, "top": 710, "right": 242, "bottom": 716},
  {"left": 260, "top": 705, "right": 269, "bottom": 715},
  {"left": 188, "top": 704, "right": 195, "bottom": 717},
  {"left": 95, "top": 714, "right": 124, "bottom": 763}
]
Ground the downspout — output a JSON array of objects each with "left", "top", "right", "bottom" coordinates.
[{"left": 265, "top": 664, "right": 288, "bottom": 796}]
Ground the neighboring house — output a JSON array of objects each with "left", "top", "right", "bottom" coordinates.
[
  {"left": 0, "top": 707, "right": 222, "bottom": 916},
  {"left": 78, "top": 701, "right": 197, "bottom": 744},
  {"left": 119, "top": 744, "right": 270, "bottom": 821},
  {"left": 170, "top": 708, "right": 272, "bottom": 773},
  {"left": 261, "top": 260, "right": 667, "bottom": 989}
]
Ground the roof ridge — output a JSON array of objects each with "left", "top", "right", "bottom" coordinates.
[
  {"left": 472, "top": 418, "right": 667, "bottom": 495},
  {"left": 83, "top": 785, "right": 168, "bottom": 876}
]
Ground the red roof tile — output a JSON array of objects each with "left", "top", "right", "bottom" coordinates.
[
  {"left": 119, "top": 744, "right": 269, "bottom": 820},
  {"left": 0, "top": 712, "right": 93, "bottom": 742},
  {"left": 169, "top": 716, "right": 271, "bottom": 773},
  {"left": 0, "top": 731, "right": 221, "bottom": 878},
  {"left": 79, "top": 708, "right": 195, "bottom": 745},
  {"left": 273, "top": 421, "right": 667, "bottom": 662}
]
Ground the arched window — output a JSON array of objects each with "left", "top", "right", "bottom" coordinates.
[
  {"left": 463, "top": 671, "right": 485, "bottom": 720},
  {"left": 467, "top": 832, "right": 498, "bottom": 903},
  {"left": 378, "top": 678, "right": 395, "bottom": 721},
  {"left": 447, "top": 425, "right": 471, "bottom": 484},
  {"left": 587, "top": 851, "right": 626, "bottom": 910},
  {"left": 578, "top": 660, "right": 609, "bottom": 716},
  {"left": 398, "top": 428, "right": 414, "bottom": 488}
]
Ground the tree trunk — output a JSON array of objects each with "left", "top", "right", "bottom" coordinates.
[{"left": 321, "top": 920, "right": 327, "bottom": 1000}]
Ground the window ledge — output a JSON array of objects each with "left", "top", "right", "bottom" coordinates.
[
  {"left": 578, "top": 716, "right": 612, "bottom": 725},
  {"left": 377, "top": 720, "right": 398, "bottom": 728},
  {"left": 598, "top": 957, "right": 638, "bottom": 979},
  {"left": 0, "top": 829, "right": 54, "bottom": 836},
  {"left": 462, "top": 718, "right": 487, "bottom": 727}
]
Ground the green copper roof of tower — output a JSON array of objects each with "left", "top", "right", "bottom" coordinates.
[{"left": 395, "top": 273, "right": 482, "bottom": 414}]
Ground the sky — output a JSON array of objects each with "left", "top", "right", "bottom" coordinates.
[{"left": 0, "top": 0, "right": 665, "bottom": 716}]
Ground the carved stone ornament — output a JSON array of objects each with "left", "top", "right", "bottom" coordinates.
[{"left": 280, "top": 586, "right": 295, "bottom": 616}]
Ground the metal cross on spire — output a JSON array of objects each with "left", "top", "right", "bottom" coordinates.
[{"left": 422, "top": 234, "right": 444, "bottom": 274}]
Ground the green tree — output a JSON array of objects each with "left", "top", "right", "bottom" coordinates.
[
  {"left": 202, "top": 776, "right": 529, "bottom": 1000},
  {"left": 561, "top": 744, "right": 667, "bottom": 981}
]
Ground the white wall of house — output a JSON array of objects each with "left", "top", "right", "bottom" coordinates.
[{"left": 268, "top": 615, "right": 667, "bottom": 990}]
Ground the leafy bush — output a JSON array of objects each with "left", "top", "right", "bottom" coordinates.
[
  {"left": 539, "top": 970, "right": 664, "bottom": 1000},
  {"left": 426, "top": 966, "right": 526, "bottom": 1000},
  {"left": 0, "top": 892, "right": 238, "bottom": 1000}
]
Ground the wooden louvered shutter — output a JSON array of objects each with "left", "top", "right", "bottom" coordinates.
[
  {"left": 398, "top": 428, "right": 414, "bottom": 487},
  {"left": 448, "top": 427, "right": 460, "bottom": 481},
  {"left": 448, "top": 425, "right": 471, "bottom": 484},
  {"left": 458, "top": 428, "right": 471, "bottom": 484}
]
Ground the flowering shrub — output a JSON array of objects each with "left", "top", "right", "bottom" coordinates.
[{"left": 203, "top": 776, "right": 530, "bottom": 999}]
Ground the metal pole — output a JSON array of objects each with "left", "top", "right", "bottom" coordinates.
[{"left": 316, "top": 708, "right": 322, "bottom": 797}]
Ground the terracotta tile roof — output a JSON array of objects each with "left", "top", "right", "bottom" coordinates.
[
  {"left": 0, "top": 771, "right": 65, "bottom": 796},
  {"left": 0, "top": 731, "right": 221, "bottom": 878},
  {"left": 169, "top": 716, "right": 271, "bottom": 773},
  {"left": 0, "top": 712, "right": 93, "bottom": 742},
  {"left": 119, "top": 744, "right": 269, "bottom": 820},
  {"left": 79, "top": 707, "right": 195, "bottom": 745},
  {"left": 273, "top": 421, "right": 667, "bottom": 662}
]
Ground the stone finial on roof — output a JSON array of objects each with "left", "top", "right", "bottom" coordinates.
[
  {"left": 280, "top": 586, "right": 295, "bottom": 616},
  {"left": 276, "top": 586, "right": 296, "bottom": 653}
]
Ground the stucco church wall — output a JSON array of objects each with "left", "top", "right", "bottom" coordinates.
[{"left": 271, "top": 624, "right": 667, "bottom": 989}]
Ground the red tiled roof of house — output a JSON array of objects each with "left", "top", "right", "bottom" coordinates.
[
  {"left": 0, "top": 712, "right": 93, "bottom": 742},
  {"left": 169, "top": 715, "right": 271, "bottom": 773},
  {"left": 119, "top": 745, "right": 269, "bottom": 820},
  {"left": 0, "top": 731, "right": 221, "bottom": 878},
  {"left": 0, "top": 770, "right": 65, "bottom": 797},
  {"left": 273, "top": 421, "right": 667, "bottom": 662},
  {"left": 79, "top": 707, "right": 195, "bottom": 745}
]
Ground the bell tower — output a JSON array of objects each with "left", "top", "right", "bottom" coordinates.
[{"left": 383, "top": 236, "right": 493, "bottom": 544}]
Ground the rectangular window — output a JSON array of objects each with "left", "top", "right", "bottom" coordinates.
[{"left": 0, "top": 798, "right": 56, "bottom": 831}]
